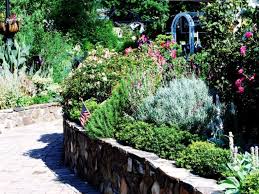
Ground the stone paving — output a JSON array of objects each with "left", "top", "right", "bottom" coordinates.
[{"left": 0, "top": 119, "right": 100, "bottom": 194}]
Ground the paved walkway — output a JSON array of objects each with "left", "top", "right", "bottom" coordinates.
[{"left": 0, "top": 120, "right": 100, "bottom": 194}]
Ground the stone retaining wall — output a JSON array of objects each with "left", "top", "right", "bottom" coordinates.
[
  {"left": 64, "top": 120, "right": 224, "bottom": 194},
  {"left": 0, "top": 103, "right": 62, "bottom": 131}
]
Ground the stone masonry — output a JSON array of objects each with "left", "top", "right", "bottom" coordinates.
[
  {"left": 0, "top": 103, "right": 62, "bottom": 133},
  {"left": 64, "top": 120, "right": 224, "bottom": 194}
]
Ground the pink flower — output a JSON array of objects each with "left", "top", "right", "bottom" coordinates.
[
  {"left": 235, "top": 77, "right": 245, "bottom": 87},
  {"left": 125, "top": 47, "right": 133, "bottom": 55},
  {"left": 240, "top": 46, "right": 246, "bottom": 56},
  {"left": 171, "top": 50, "right": 177, "bottom": 59},
  {"left": 249, "top": 74, "right": 256, "bottom": 81},
  {"left": 245, "top": 32, "right": 253, "bottom": 39},
  {"left": 237, "top": 86, "right": 245, "bottom": 94},
  {"left": 158, "top": 55, "right": 166, "bottom": 65},
  {"left": 238, "top": 68, "right": 244, "bottom": 74},
  {"left": 140, "top": 35, "right": 148, "bottom": 43}
]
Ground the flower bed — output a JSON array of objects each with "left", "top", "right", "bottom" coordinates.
[{"left": 64, "top": 120, "right": 224, "bottom": 194}]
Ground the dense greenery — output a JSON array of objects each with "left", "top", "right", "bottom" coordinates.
[
  {"left": 116, "top": 120, "right": 200, "bottom": 160},
  {"left": 102, "top": 0, "right": 170, "bottom": 33},
  {"left": 240, "top": 171, "right": 259, "bottom": 194},
  {"left": 2, "top": 0, "right": 259, "bottom": 188},
  {"left": 176, "top": 142, "right": 231, "bottom": 178},
  {"left": 86, "top": 79, "right": 129, "bottom": 138},
  {"left": 136, "top": 77, "right": 215, "bottom": 133}
]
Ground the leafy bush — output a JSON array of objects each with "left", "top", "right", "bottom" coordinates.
[
  {"left": 62, "top": 45, "right": 161, "bottom": 120},
  {"left": 136, "top": 77, "right": 215, "bottom": 132},
  {"left": 53, "top": 0, "right": 119, "bottom": 48},
  {"left": 61, "top": 49, "right": 120, "bottom": 120},
  {"left": 37, "top": 32, "right": 74, "bottom": 83},
  {"left": 102, "top": 0, "right": 170, "bottom": 33},
  {"left": 116, "top": 120, "right": 200, "bottom": 160},
  {"left": 68, "top": 99, "right": 99, "bottom": 122},
  {"left": 240, "top": 171, "right": 259, "bottom": 194},
  {"left": 176, "top": 141, "right": 231, "bottom": 178},
  {"left": 82, "top": 20, "right": 119, "bottom": 50},
  {"left": 0, "top": 41, "right": 31, "bottom": 109},
  {"left": 220, "top": 152, "right": 259, "bottom": 194},
  {"left": 86, "top": 79, "right": 129, "bottom": 138}
]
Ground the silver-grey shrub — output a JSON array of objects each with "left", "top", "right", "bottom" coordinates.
[{"left": 136, "top": 77, "right": 215, "bottom": 132}]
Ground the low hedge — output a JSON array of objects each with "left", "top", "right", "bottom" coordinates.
[
  {"left": 116, "top": 120, "right": 200, "bottom": 160},
  {"left": 176, "top": 141, "right": 231, "bottom": 179}
]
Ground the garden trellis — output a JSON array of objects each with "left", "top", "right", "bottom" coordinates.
[{"left": 171, "top": 12, "right": 202, "bottom": 54}]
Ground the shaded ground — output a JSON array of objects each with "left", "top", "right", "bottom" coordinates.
[{"left": 0, "top": 120, "right": 100, "bottom": 194}]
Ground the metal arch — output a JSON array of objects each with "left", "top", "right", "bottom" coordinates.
[{"left": 171, "top": 12, "right": 195, "bottom": 54}]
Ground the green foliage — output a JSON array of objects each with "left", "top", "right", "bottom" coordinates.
[
  {"left": 54, "top": 0, "right": 119, "bottom": 48},
  {"left": 240, "top": 171, "right": 259, "bottom": 194},
  {"left": 38, "top": 32, "right": 74, "bottom": 83},
  {"left": 189, "top": 51, "right": 210, "bottom": 81},
  {"left": 220, "top": 152, "right": 259, "bottom": 194},
  {"left": 136, "top": 77, "right": 215, "bottom": 132},
  {"left": 0, "top": 40, "right": 30, "bottom": 72},
  {"left": 0, "top": 0, "right": 76, "bottom": 83},
  {"left": 67, "top": 99, "right": 99, "bottom": 122},
  {"left": 83, "top": 20, "right": 119, "bottom": 50},
  {"left": 176, "top": 141, "right": 231, "bottom": 178},
  {"left": 116, "top": 120, "right": 200, "bottom": 160},
  {"left": 85, "top": 79, "right": 129, "bottom": 138},
  {"left": 102, "top": 0, "right": 170, "bottom": 33},
  {"left": 62, "top": 48, "right": 120, "bottom": 111},
  {"left": 200, "top": 0, "right": 254, "bottom": 101}
]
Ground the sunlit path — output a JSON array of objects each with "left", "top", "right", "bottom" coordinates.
[{"left": 0, "top": 120, "right": 100, "bottom": 194}]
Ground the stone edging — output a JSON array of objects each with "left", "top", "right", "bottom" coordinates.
[
  {"left": 64, "top": 120, "right": 224, "bottom": 194},
  {"left": 0, "top": 103, "right": 62, "bottom": 131}
]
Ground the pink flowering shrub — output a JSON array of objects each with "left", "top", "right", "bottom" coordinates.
[
  {"left": 138, "top": 34, "right": 197, "bottom": 82},
  {"left": 235, "top": 26, "right": 259, "bottom": 96}
]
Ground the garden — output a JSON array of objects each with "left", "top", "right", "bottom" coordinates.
[{"left": 1, "top": 0, "right": 259, "bottom": 193}]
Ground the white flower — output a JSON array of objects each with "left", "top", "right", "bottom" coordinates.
[
  {"left": 131, "top": 36, "right": 137, "bottom": 41},
  {"left": 73, "top": 44, "right": 81, "bottom": 52},
  {"left": 248, "top": 0, "right": 259, "bottom": 8}
]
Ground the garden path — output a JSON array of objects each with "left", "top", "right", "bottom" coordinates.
[{"left": 0, "top": 119, "right": 100, "bottom": 194}]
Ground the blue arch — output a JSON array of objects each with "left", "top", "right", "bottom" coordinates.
[{"left": 171, "top": 12, "right": 195, "bottom": 54}]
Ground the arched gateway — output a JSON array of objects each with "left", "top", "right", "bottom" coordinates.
[{"left": 171, "top": 12, "right": 195, "bottom": 54}]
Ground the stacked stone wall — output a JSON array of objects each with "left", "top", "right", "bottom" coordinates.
[
  {"left": 64, "top": 120, "right": 223, "bottom": 194},
  {"left": 0, "top": 103, "right": 62, "bottom": 132}
]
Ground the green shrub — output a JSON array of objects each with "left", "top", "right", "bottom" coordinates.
[
  {"left": 102, "top": 0, "right": 170, "bottom": 33},
  {"left": 86, "top": 79, "right": 129, "bottom": 138},
  {"left": 116, "top": 120, "right": 200, "bottom": 160},
  {"left": 36, "top": 32, "right": 74, "bottom": 83},
  {"left": 220, "top": 152, "right": 256, "bottom": 194},
  {"left": 62, "top": 46, "right": 161, "bottom": 120},
  {"left": 240, "top": 171, "right": 259, "bottom": 194},
  {"left": 68, "top": 99, "right": 99, "bottom": 122},
  {"left": 176, "top": 141, "right": 231, "bottom": 178},
  {"left": 136, "top": 77, "right": 215, "bottom": 132}
]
